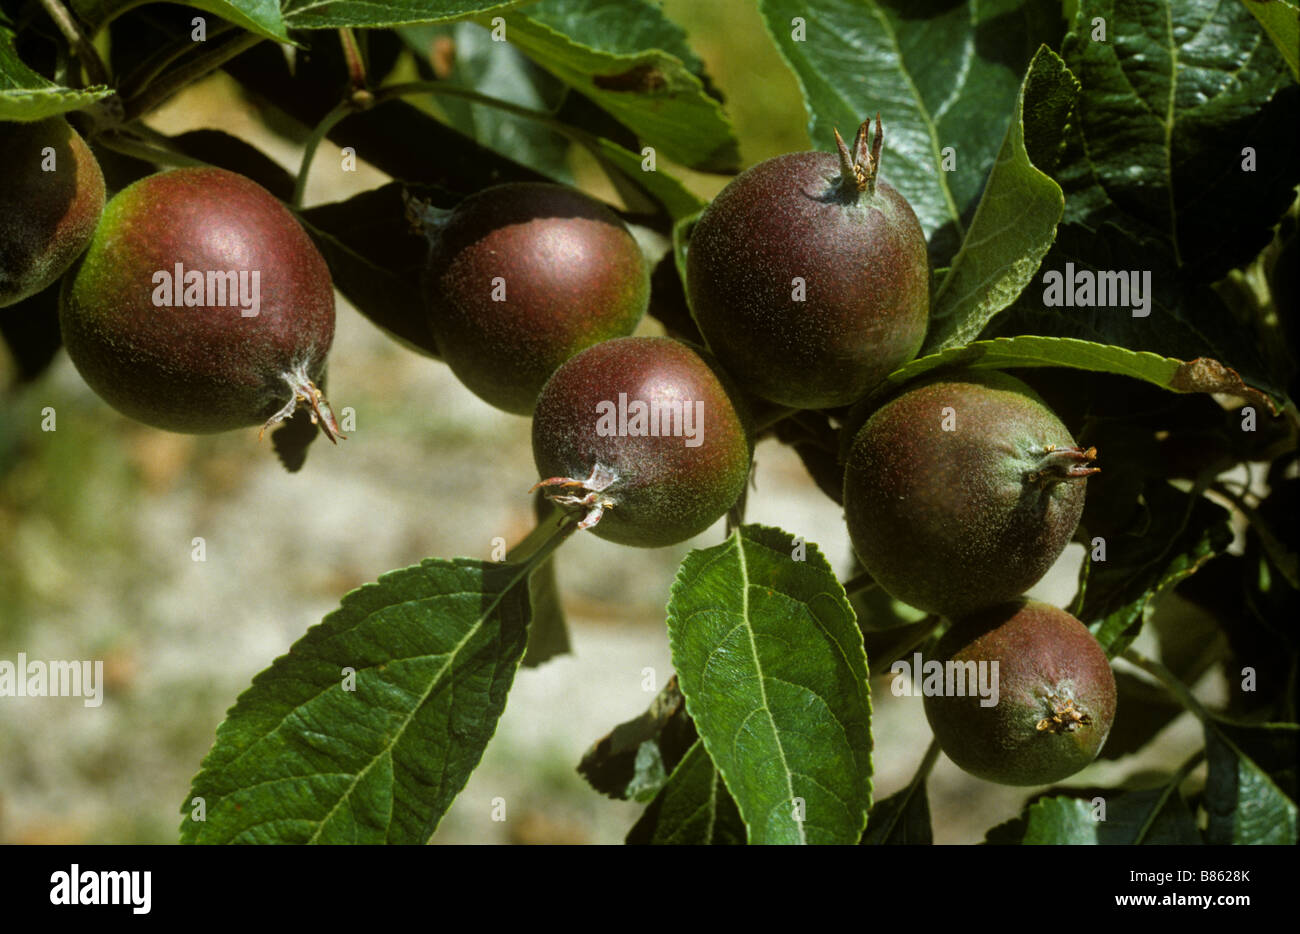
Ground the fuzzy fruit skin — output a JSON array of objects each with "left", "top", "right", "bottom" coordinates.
[
  {"left": 0, "top": 117, "right": 106, "bottom": 307},
  {"left": 923, "top": 600, "right": 1116, "bottom": 785},
  {"left": 532, "top": 336, "right": 751, "bottom": 548},
  {"left": 425, "top": 182, "right": 649, "bottom": 415},
  {"left": 686, "top": 150, "right": 928, "bottom": 409},
  {"left": 843, "top": 370, "right": 1089, "bottom": 618},
  {"left": 60, "top": 167, "right": 335, "bottom": 434}
]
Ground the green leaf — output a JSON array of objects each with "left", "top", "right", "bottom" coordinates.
[
  {"left": 757, "top": 0, "right": 1066, "bottom": 258},
  {"left": 1077, "top": 481, "right": 1233, "bottom": 658},
  {"left": 223, "top": 39, "right": 554, "bottom": 194},
  {"left": 585, "top": 136, "right": 705, "bottom": 220},
  {"left": 924, "top": 46, "right": 1079, "bottom": 353},
  {"left": 626, "top": 740, "right": 746, "bottom": 844},
  {"left": 1098, "top": 787, "right": 1203, "bottom": 844},
  {"left": 284, "top": 0, "right": 527, "bottom": 29},
  {"left": 987, "top": 784, "right": 1201, "bottom": 843},
  {"left": 181, "top": 557, "right": 534, "bottom": 843},
  {"left": 671, "top": 209, "right": 701, "bottom": 291},
  {"left": 1242, "top": 0, "right": 1300, "bottom": 80},
  {"left": 401, "top": 22, "right": 574, "bottom": 183},
  {"left": 666, "top": 525, "right": 873, "bottom": 845},
  {"left": 862, "top": 782, "right": 931, "bottom": 845},
  {"left": 523, "top": 0, "right": 708, "bottom": 75},
  {"left": 578, "top": 676, "right": 696, "bottom": 801},
  {"left": 0, "top": 26, "right": 112, "bottom": 120},
  {"left": 1204, "top": 719, "right": 1299, "bottom": 844},
  {"left": 1058, "top": 0, "right": 1300, "bottom": 282},
  {"left": 886, "top": 335, "right": 1280, "bottom": 412},
  {"left": 1102, "top": 790, "right": 1201, "bottom": 848},
  {"left": 70, "top": 0, "right": 288, "bottom": 42},
  {"left": 485, "top": 1, "right": 740, "bottom": 171},
  {"left": 987, "top": 225, "right": 1286, "bottom": 401},
  {"left": 994, "top": 796, "right": 1099, "bottom": 843}
]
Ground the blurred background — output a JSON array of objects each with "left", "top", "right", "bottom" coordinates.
[{"left": 0, "top": 0, "right": 1222, "bottom": 844}]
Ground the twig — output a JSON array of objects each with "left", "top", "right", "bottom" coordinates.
[
  {"left": 37, "top": 0, "right": 108, "bottom": 87},
  {"left": 293, "top": 102, "right": 354, "bottom": 209}
]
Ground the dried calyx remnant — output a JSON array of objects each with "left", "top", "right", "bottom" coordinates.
[
  {"left": 531, "top": 463, "right": 619, "bottom": 531},
  {"left": 259, "top": 361, "right": 345, "bottom": 443},
  {"left": 1036, "top": 694, "right": 1093, "bottom": 734},
  {"left": 833, "top": 113, "right": 884, "bottom": 197},
  {"left": 1026, "top": 444, "right": 1100, "bottom": 485}
]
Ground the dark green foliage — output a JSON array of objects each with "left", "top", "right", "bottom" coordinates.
[
  {"left": 531, "top": 336, "right": 751, "bottom": 547},
  {"left": 844, "top": 369, "right": 1094, "bottom": 618},
  {"left": 0, "top": 117, "right": 105, "bottom": 307},
  {"left": 59, "top": 167, "right": 339, "bottom": 437},
  {"left": 924, "top": 600, "right": 1117, "bottom": 785},
  {"left": 686, "top": 122, "right": 929, "bottom": 409},
  {"left": 425, "top": 182, "right": 650, "bottom": 414}
]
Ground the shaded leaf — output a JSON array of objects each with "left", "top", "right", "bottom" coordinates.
[
  {"left": 1058, "top": 0, "right": 1300, "bottom": 282},
  {"left": 170, "top": 128, "right": 295, "bottom": 200},
  {"left": 1204, "top": 718, "right": 1299, "bottom": 844},
  {"left": 300, "top": 182, "right": 452, "bottom": 358},
  {"left": 862, "top": 781, "right": 931, "bottom": 844},
  {"left": 991, "top": 225, "right": 1286, "bottom": 403},
  {"left": 578, "top": 675, "right": 696, "bottom": 801},
  {"left": 223, "top": 39, "right": 550, "bottom": 195},
  {"left": 514, "top": 495, "right": 570, "bottom": 667},
  {"left": 626, "top": 740, "right": 745, "bottom": 845},
  {"left": 71, "top": 0, "right": 288, "bottom": 42},
  {"left": 1076, "top": 480, "right": 1233, "bottom": 658},
  {"left": 1098, "top": 671, "right": 1191, "bottom": 761}
]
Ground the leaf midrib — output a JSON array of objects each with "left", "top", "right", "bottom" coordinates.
[
  {"left": 306, "top": 566, "right": 524, "bottom": 844},
  {"left": 733, "top": 538, "right": 806, "bottom": 845}
]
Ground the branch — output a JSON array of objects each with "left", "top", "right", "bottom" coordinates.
[{"left": 37, "top": 0, "right": 108, "bottom": 87}]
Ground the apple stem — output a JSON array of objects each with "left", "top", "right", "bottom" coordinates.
[
  {"left": 261, "top": 363, "right": 346, "bottom": 444},
  {"left": 1026, "top": 445, "right": 1099, "bottom": 485}
]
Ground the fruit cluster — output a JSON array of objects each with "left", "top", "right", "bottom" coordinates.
[
  {"left": 3, "top": 111, "right": 1115, "bottom": 786},
  {"left": 843, "top": 372, "right": 1114, "bottom": 786}
]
